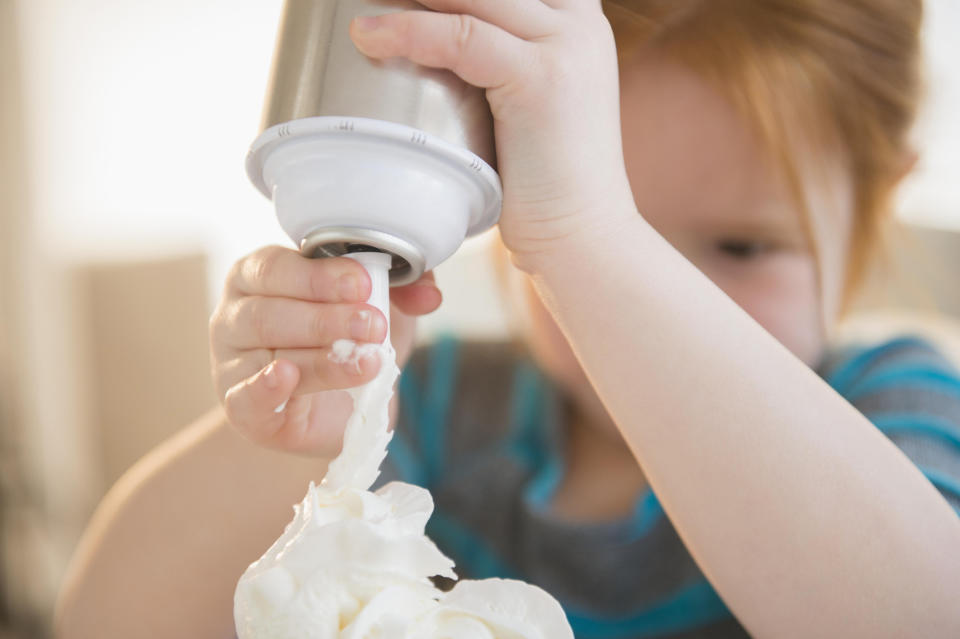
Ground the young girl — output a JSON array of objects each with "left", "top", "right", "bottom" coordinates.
[{"left": 57, "top": 0, "right": 960, "bottom": 637}]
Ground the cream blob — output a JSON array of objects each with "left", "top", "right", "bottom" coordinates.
[{"left": 234, "top": 252, "right": 573, "bottom": 639}]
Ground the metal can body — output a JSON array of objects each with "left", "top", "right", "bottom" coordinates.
[{"left": 259, "top": 0, "right": 496, "bottom": 168}]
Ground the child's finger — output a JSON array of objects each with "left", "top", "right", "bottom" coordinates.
[
  {"left": 223, "top": 359, "right": 299, "bottom": 442},
  {"left": 215, "top": 341, "right": 382, "bottom": 407},
  {"left": 274, "top": 346, "right": 382, "bottom": 395},
  {"left": 391, "top": 272, "right": 442, "bottom": 316},
  {"left": 413, "top": 0, "right": 557, "bottom": 40},
  {"left": 219, "top": 297, "right": 387, "bottom": 350},
  {"left": 228, "top": 247, "right": 371, "bottom": 304},
  {"left": 350, "top": 10, "right": 535, "bottom": 90}
]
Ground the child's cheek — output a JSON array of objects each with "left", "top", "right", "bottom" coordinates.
[{"left": 715, "top": 255, "right": 826, "bottom": 368}]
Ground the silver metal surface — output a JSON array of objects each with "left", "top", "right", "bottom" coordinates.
[
  {"left": 260, "top": 0, "right": 496, "bottom": 168},
  {"left": 300, "top": 226, "right": 427, "bottom": 285}
]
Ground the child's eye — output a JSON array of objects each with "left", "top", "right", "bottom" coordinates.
[{"left": 717, "top": 239, "right": 768, "bottom": 259}]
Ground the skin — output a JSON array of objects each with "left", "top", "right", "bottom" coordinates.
[
  {"left": 56, "top": 1, "right": 960, "bottom": 637},
  {"left": 209, "top": 252, "right": 441, "bottom": 454},
  {"left": 527, "top": 53, "right": 838, "bottom": 520}
]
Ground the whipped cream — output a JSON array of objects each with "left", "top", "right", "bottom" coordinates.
[{"left": 234, "top": 252, "right": 573, "bottom": 639}]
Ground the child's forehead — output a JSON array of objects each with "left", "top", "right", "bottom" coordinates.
[{"left": 619, "top": 56, "right": 811, "bottom": 235}]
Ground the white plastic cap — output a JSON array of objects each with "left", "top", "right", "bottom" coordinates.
[{"left": 247, "top": 116, "right": 502, "bottom": 285}]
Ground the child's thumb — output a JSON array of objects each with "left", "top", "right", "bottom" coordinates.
[{"left": 391, "top": 271, "right": 442, "bottom": 316}]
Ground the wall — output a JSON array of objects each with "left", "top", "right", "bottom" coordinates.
[{"left": 898, "top": 0, "right": 960, "bottom": 229}]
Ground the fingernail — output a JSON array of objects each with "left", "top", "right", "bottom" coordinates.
[
  {"left": 263, "top": 361, "right": 280, "bottom": 390},
  {"left": 338, "top": 274, "right": 360, "bottom": 301},
  {"left": 353, "top": 15, "right": 381, "bottom": 32},
  {"left": 349, "top": 310, "right": 372, "bottom": 340},
  {"left": 350, "top": 352, "right": 378, "bottom": 376}
]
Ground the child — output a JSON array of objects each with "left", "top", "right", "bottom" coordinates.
[{"left": 57, "top": 0, "right": 960, "bottom": 637}]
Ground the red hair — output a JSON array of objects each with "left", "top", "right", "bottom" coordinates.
[{"left": 604, "top": 0, "right": 923, "bottom": 307}]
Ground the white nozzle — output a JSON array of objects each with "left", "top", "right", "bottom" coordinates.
[{"left": 346, "top": 251, "right": 392, "bottom": 329}]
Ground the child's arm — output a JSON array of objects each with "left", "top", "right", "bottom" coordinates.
[
  {"left": 55, "top": 407, "right": 331, "bottom": 638},
  {"left": 350, "top": 1, "right": 960, "bottom": 635},
  {"left": 526, "top": 213, "right": 960, "bottom": 637}
]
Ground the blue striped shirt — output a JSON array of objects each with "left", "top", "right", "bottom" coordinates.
[{"left": 380, "top": 336, "right": 960, "bottom": 638}]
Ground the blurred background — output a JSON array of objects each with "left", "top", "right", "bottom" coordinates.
[{"left": 0, "top": 0, "right": 957, "bottom": 635}]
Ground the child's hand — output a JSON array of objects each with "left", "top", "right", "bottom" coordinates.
[
  {"left": 350, "top": 0, "right": 636, "bottom": 267},
  {"left": 209, "top": 246, "right": 441, "bottom": 454}
]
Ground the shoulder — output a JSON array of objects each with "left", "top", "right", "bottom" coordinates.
[
  {"left": 819, "top": 335, "right": 960, "bottom": 513},
  {"left": 819, "top": 335, "right": 960, "bottom": 415},
  {"left": 819, "top": 335, "right": 958, "bottom": 391}
]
